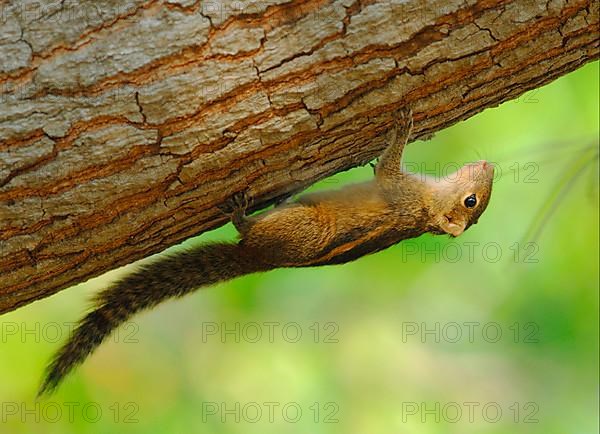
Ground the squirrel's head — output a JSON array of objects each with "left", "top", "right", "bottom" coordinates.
[{"left": 430, "top": 160, "right": 494, "bottom": 237}]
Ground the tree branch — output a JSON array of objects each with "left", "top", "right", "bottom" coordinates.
[{"left": 0, "top": 0, "right": 598, "bottom": 313}]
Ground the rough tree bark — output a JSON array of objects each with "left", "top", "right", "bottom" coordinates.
[{"left": 0, "top": 0, "right": 597, "bottom": 314}]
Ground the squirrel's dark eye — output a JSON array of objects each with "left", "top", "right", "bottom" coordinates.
[{"left": 464, "top": 194, "right": 477, "bottom": 208}]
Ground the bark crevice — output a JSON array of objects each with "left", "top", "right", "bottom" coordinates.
[{"left": 0, "top": 0, "right": 598, "bottom": 313}]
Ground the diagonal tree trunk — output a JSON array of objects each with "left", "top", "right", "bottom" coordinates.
[{"left": 0, "top": 0, "right": 598, "bottom": 314}]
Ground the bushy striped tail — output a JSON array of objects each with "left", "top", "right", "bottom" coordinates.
[{"left": 38, "top": 242, "right": 269, "bottom": 397}]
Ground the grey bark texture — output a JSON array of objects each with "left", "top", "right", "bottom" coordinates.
[{"left": 0, "top": 0, "right": 598, "bottom": 313}]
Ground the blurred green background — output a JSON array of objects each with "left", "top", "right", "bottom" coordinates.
[{"left": 1, "top": 61, "right": 598, "bottom": 434}]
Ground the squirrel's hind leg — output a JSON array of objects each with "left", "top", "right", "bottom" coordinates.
[{"left": 218, "top": 192, "right": 255, "bottom": 236}]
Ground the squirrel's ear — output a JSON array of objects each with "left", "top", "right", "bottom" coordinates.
[{"left": 439, "top": 215, "right": 467, "bottom": 237}]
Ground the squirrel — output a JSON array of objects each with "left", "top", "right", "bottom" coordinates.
[{"left": 37, "top": 108, "right": 494, "bottom": 396}]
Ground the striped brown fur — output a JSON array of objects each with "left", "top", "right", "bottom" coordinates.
[{"left": 38, "top": 108, "right": 494, "bottom": 396}]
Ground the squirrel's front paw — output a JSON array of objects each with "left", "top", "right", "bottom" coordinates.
[{"left": 393, "top": 107, "right": 413, "bottom": 137}]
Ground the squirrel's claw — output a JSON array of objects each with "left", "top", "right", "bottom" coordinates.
[
  {"left": 218, "top": 191, "right": 252, "bottom": 216},
  {"left": 392, "top": 107, "right": 413, "bottom": 140}
]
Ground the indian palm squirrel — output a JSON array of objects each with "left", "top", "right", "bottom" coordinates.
[{"left": 38, "top": 108, "right": 494, "bottom": 396}]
